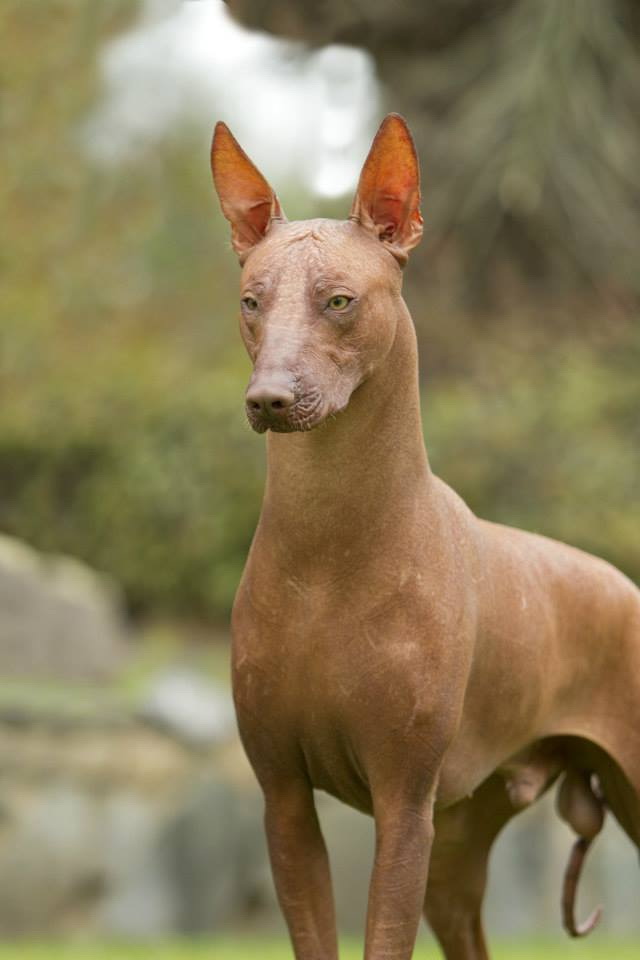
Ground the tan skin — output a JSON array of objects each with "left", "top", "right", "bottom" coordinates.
[{"left": 211, "top": 115, "right": 640, "bottom": 959}]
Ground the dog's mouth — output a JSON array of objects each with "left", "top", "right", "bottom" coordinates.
[{"left": 246, "top": 388, "right": 330, "bottom": 434}]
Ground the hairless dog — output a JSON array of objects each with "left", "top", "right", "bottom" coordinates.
[{"left": 211, "top": 114, "right": 640, "bottom": 960}]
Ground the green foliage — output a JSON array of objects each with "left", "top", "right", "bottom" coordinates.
[
  {"left": 1, "top": 0, "right": 638, "bottom": 623},
  {"left": 413, "top": 0, "right": 640, "bottom": 304},
  {"left": 0, "top": 0, "right": 265, "bottom": 619},
  {"left": 2, "top": 311, "right": 638, "bottom": 621},
  {"left": 0, "top": 336, "right": 264, "bottom": 617},
  {"left": 426, "top": 324, "right": 640, "bottom": 582}
]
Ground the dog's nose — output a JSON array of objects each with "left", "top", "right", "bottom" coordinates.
[{"left": 246, "top": 383, "right": 295, "bottom": 417}]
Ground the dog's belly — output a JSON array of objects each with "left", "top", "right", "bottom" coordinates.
[
  {"left": 297, "top": 707, "right": 503, "bottom": 815},
  {"left": 299, "top": 711, "right": 480, "bottom": 815}
]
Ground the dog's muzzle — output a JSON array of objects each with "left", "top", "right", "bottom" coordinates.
[{"left": 245, "top": 383, "right": 324, "bottom": 433}]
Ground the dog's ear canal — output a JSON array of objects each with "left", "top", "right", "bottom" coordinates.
[
  {"left": 350, "top": 113, "right": 423, "bottom": 266},
  {"left": 211, "top": 122, "right": 287, "bottom": 262}
]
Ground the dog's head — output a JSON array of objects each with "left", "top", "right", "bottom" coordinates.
[{"left": 211, "top": 115, "right": 423, "bottom": 434}]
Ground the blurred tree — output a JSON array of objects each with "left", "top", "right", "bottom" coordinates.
[
  {"left": 0, "top": 0, "right": 140, "bottom": 340},
  {"left": 0, "top": 0, "right": 638, "bottom": 625},
  {"left": 0, "top": 0, "right": 264, "bottom": 618},
  {"left": 226, "top": 0, "right": 640, "bottom": 311}
]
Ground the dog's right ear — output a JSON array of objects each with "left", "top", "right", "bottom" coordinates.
[{"left": 211, "top": 122, "right": 287, "bottom": 263}]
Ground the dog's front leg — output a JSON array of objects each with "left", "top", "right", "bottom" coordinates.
[
  {"left": 264, "top": 782, "right": 339, "bottom": 960},
  {"left": 364, "top": 791, "right": 435, "bottom": 960}
]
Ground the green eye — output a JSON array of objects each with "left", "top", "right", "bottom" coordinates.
[
  {"left": 242, "top": 296, "right": 258, "bottom": 311},
  {"left": 327, "top": 295, "right": 352, "bottom": 311}
]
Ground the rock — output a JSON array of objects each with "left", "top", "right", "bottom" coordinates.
[
  {"left": 99, "top": 790, "right": 180, "bottom": 938},
  {"left": 0, "top": 782, "right": 105, "bottom": 935},
  {"left": 165, "top": 775, "right": 246, "bottom": 932},
  {"left": 0, "top": 533, "right": 126, "bottom": 680},
  {"left": 139, "top": 667, "right": 235, "bottom": 746}
]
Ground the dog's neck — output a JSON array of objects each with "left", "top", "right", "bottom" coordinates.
[{"left": 258, "top": 302, "right": 432, "bottom": 567}]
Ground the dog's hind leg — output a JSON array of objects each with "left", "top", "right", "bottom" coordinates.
[
  {"left": 564, "top": 739, "right": 640, "bottom": 847},
  {"left": 424, "top": 776, "right": 517, "bottom": 960},
  {"left": 596, "top": 753, "right": 640, "bottom": 848}
]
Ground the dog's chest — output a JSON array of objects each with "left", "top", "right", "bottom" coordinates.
[
  {"left": 239, "top": 665, "right": 377, "bottom": 813},
  {"left": 297, "top": 687, "right": 375, "bottom": 813},
  {"left": 232, "top": 583, "right": 444, "bottom": 811}
]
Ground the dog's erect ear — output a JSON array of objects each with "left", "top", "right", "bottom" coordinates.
[
  {"left": 349, "top": 113, "right": 423, "bottom": 266},
  {"left": 211, "top": 122, "right": 287, "bottom": 263}
]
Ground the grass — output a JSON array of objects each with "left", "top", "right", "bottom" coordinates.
[{"left": 0, "top": 940, "right": 636, "bottom": 960}]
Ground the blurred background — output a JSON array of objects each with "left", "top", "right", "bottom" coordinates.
[{"left": 0, "top": 0, "right": 639, "bottom": 948}]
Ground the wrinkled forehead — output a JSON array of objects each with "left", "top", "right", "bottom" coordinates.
[{"left": 240, "top": 218, "right": 400, "bottom": 292}]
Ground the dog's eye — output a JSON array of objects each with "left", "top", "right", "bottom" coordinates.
[
  {"left": 327, "top": 295, "right": 352, "bottom": 311},
  {"left": 242, "top": 296, "right": 258, "bottom": 311}
]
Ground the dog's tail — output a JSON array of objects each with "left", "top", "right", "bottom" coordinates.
[
  {"left": 556, "top": 769, "right": 605, "bottom": 937},
  {"left": 561, "top": 836, "right": 603, "bottom": 937}
]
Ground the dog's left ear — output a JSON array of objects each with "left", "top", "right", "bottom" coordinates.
[
  {"left": 350, "top": 113, "right": 423, "bottom": 266},
  {"left": 211, "top": 122, "right": 287, "bottom": 263}
]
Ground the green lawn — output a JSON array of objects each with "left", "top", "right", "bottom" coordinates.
[{"left": 0, "top": 940, "right": 636, "bottom": 960}]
